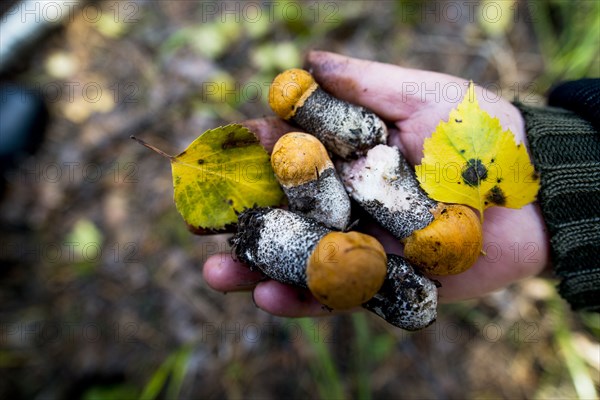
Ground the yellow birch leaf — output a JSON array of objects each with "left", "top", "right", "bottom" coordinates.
[
  {"left": 134, "top": 124, "right": 285, "bottom": 231},
  {"left": 173, "top": 124, "right": 285, "bottom": 230},
  {"left": 415, "top": 82, "right": 540, "bottom": 220}
]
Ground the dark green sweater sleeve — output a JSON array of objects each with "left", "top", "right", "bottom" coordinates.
[{"left": 515, "top": 83, "right": 600, "bottom": 312}]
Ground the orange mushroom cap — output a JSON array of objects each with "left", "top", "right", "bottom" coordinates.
[
  {"left": 307, "top": 231, "right": 387, "bottom": 309},
  {"left": 269, "top": 69, "right": 318, "bottom": 120},
  {"left": 403, "top": 203, "right": 483, "bottom": 275},
  {"left": 271, "top": 132, "right": 333, "bottom": 187}
]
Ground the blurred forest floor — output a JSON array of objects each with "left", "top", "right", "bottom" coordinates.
[{"left": 1, "top": 1, "right": 599, "bottom": 399}]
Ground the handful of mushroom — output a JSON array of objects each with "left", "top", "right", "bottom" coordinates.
[{"left": 232, "top": 68, "right": 484, "bottom": 331}]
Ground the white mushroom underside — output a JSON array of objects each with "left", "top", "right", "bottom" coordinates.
[
  {"left": 338, "top": 144, "right": 436, "bottom": 239},
  {"left": 340, "top": 145, "right": 422, "bottom": 212}
]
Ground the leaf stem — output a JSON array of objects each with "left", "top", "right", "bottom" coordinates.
[{"left": 130, "top": 136, "right": 174, "bottom": 160}]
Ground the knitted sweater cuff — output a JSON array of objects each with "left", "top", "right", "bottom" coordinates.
[{"left": 514, "top": 102, "right": 600, "bottom": 312}]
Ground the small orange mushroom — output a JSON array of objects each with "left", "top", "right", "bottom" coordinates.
[
  {"left": 271, "top": 132, "right": 351, "bottom": 230},
  {"left": 268, "top": 69, "right": 318, "bottom": 121}
]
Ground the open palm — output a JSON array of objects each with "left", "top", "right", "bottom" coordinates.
[{"left": 203, "top": 51, "right": 549, "bottom": 317}]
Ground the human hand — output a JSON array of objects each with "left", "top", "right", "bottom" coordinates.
[{"left": 202, "top": 51, "right": 550, "bottom": 317}]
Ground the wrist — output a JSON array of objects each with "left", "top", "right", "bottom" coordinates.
[{"left": 515, "top": 102, "right": 600, "bottom": 312}]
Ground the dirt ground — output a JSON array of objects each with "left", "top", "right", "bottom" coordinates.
[{"left": 1, "top": 1, "right": 599, "bottom": 399}]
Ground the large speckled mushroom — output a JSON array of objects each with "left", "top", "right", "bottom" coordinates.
[
  {"left": 231, "top": 207, "right": 438, "bottom": 330},
  {"left": 231, "top": 207, "right": 386, "bottom": 309}
]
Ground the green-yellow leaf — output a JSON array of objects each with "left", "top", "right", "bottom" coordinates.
[
  {"left": 415, "top": 82, "right": 540, "bottom": 220},
  {"left": 171, "top": 124, "right": 284, "bottom": 230}
]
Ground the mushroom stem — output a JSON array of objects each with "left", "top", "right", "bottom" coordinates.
[
  {"left": 232, "top": 207, "right": 328, "bottom": 287},
  {"left": 363, "top": 254, "right": 438, "bottom": 331}
]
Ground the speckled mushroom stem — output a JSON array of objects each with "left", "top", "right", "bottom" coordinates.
[
  {"left": 339, "top": 144, "right": 437, "bottom": 239},
  {"left": 231, "top": 207, "right": 329, "bottom": 287},
  {"left": 291, "top": 87, "right": 388, "bottom": 159},
  {"left": 363, "top": 254, "right": 437, "bottom": 331},
  {"left": 282, "top": 168, "right": 351, "bottom": 230}
]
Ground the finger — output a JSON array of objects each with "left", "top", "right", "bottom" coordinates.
[
  {"left": 388, "top": 126, "right": 426, "bottom": 166},
  {"left": 253, "top": 280, "right": 333, "bottom": 317},
  {"left": 202, "top": 254, "right": 264, "bottom": 292},
  {"left": 240, "top": 117, "right": 298, "bottom": 153},
  {"left": 305, "top": 50, "right": 460, "bottom": 121}
]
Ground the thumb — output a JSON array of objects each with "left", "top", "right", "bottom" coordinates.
[{"left": 305, "top": 51, "right": 464, "bottom": 122}]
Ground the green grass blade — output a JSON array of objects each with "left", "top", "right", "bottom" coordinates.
[
  {"left": 295, "top": 318, "right": 346, "bottom": 400},
  {"left": 352, "top": 313, "right": 372, "bottom": 400},
  {"left": 139, "top": 353, "right": 176, "bottom": 400},
  {"left": 166, "top": 346, "right": 193, "bottom": 400}
]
